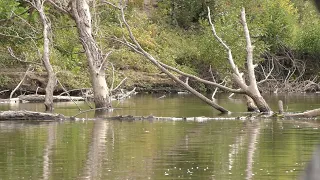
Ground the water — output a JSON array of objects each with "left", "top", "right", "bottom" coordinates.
[{"left": 0, "top": 93, "right": 320, "bottom": 179}]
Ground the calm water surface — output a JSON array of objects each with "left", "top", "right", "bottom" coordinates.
[{"left": 0, "top": 93, "right": 320, "bottom": 180}]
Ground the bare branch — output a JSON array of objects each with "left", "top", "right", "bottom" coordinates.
[
  {"left": 0, "top": 90, "right": 10, "bottom": 95},
  {"left": 0, "top": 32, "right": 24, "bottom": 40},
  {"left": 98, "top": 50, "right": 113, "bottom": 73},
  {"left": 119, "top": 6, "right": 229, "bottom": 113},
  {"left": 258, "top": 57, "right": 274, "bottom": 84},
  {"left": 8, "top": 47, "right": 42, "bottom": 65},
  {"left": 117, "top": 87, "right": 136, "bottom": 100},
  {"left": 101, "top": 0, "right": 121, "bottom": 10},
  {"left": 208, "top": 7, "right": 270, "bottom": 112},
  {"left": 12, "top": 10, "right": 39, "bottom": 33},
  {"left": 47, "top": 0, "right": 69, "bottom": 14},
  {"left": 57, "top": 79, "right": 82, "bottom": 111},
  {"left": 158, "top": 61, "right": 244, "bottom": 93},
  {"left": 113, "top": 34, "right": 242, "bottom": 92},
  {"left": 110, "top": 62, "right": 115, "bottom": 90},
  {"left": 111, "top": 77, "right": 127, "bottom": 92},
  {"left": 207, "top": 7, "right": 242, "bottom": 78},
  {"left": 240, "top": 8, "right": 257, "bottom": 86},
  {"left": 212, "top": 78, "right": 226, "bottom": 100},
  {"left": 10, "top": 66, "right": 33, "bottom": 99}
]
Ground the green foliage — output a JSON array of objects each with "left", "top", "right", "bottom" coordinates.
[
  {"left": 156, "top": 0, "right": 215, "bottom": 29},
  {"left": 52, "top": 25, "right": 86, "bottom": 73},
  {"left": 0, "top": 76, "right": 12, "bottom": 86},
  {"left": 295, "top": 22, "right": 320, "bottom": 56},
  {"left": 58, "top": 71, "right": 91, "bottom": 89},
  {"left": 293, "top": 1, "right": 320, "bottom": 56},
  {"left": 0, "top": 0, "right": 27, "bottom": 19},
  {"left": 109, "top": 48, "right": 155, "bottom": 72},
  {"left": 256, "top": 0, "right": 299, "bottom": 51},
  {"left": 1, "top": 0, "right": 320, "bottom": 92}
]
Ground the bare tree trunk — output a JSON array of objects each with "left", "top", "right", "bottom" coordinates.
[
  {"left": 208, "top": 7, "right": 271, "bottom": 113},
  {"left": 70, "top": 0, "right": 111, "bottom": 109},
  {"left": 240, "top": 9, "right": 271, "bottom": 113},
  {"left": 245, "top": 95, "right": 258, "bottom": 112},
  {"left": 34, "top": 0, "right": 57, "bottom": 112}
]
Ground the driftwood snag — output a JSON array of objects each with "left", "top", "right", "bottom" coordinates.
[
  {"left": 0, "top": 110, "right": 65, "bottom": 121},
  {"left": 19, "top": 95, "right": 84, "bottom": 102},
  {"left": 287, "top": 108, "right": 320, "bottom": 118}
]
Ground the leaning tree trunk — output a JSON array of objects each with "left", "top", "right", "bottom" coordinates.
[
  {"left": 208, "top": 7, "right": 271, "bottom": 113},
  {"left": 70, "top": 0, "right": 111, "bottom": 109},
  {"left": 36, "top": 0, "right": 57, "bottom": 112},
  {"left": 240, "top": 9, "right": 271, "bottom": 113}
]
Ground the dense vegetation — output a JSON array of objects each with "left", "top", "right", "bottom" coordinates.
[{"left": 0, "top": 0, "right": 319, "bottom": 93}]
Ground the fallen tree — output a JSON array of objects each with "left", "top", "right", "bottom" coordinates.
[
  {"left": 278, "top": 100, "right": 320, "bottom": 118},
  {"left": 0, "top": 109, "right": 319, "bottom": 122},
  {"left": 0, "top": 110, "right": 65, "bottom": 121},
  {"left": 114, "top": 3, "right": 272, "bottom": 113},
  {"left": 18, "top": 94, "right": 85, "bottom": 102}
]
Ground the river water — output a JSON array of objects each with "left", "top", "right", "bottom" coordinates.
[{"left": 0, "top": 93, "right": 320, "bottom": 179}]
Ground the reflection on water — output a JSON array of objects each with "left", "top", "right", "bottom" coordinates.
[{"left": 0, "top": 94, "right": 320, "bottom": 179}]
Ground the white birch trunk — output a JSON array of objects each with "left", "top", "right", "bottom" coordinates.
[{"left": 70, "top": 0, "right": 111, "bottom": 109}]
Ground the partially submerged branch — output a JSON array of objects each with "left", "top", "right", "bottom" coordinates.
[
  {"left": 18, "top": 94, "right": 84, "bottom": 102},
  {"left": 286, "top": 108, "right": 320, "bottom": 118},
  {"left": 119, "top": 5, "right": 233, "bottom": 113},
  {"left": 278, "top": 100, "right": 320, "bottom": 118}
]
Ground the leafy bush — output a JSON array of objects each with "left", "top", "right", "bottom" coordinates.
[{"left": 292, "top": 1, "right": 320, "bottom": 56}]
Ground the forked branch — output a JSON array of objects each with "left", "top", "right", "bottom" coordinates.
[{"left": 119, "top": 5, "right": 230, "bottom": 113}]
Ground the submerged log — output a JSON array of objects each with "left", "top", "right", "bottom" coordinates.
[
  {"left": 0, "top": 110, "right": 66, "bottom": 121},
  {"left": 106, "top": 115, "right": 237, "bottom": 122},
  {"left": 18, "top": 95, "right": 84, "bottom": 102},
  {"left": 0, "top": 98, "right": 19, "bottom": 103},
  {"left": 286, "top": 108, "right": 320, "bottom": 118},
  {"left": 276, "top": 100, "right": 320, "bottom": 118}
]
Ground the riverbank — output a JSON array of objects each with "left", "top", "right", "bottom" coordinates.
[
  {"left": 1, "top": 68, "right": 319, "bottom": 99},
  {"left": 0, "top": 68, "right": 184, "bottom": 98}
]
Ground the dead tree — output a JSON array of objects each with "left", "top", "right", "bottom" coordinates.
[
  {"left": 23, "top": 0, "right": 57, "bottom": 112},
  {"left": 117, "top": 4, "right": 233, "bottom": 113},
  {"left": 117, "top": 5, "right": 272, "bottom": 113},
  {"left": 207, "top": 7, "right": 271, "bottom": 113},
  {"left": 48, "top": 0, "right": 113, "bottom": 110},
  {"left": 69, "top": 0, "right": 112, "bottom": 110}
]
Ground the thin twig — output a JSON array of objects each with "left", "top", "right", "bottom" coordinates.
[
  {"left": 71, "top": 107, "right": 120, "bottom": 118},
  {"left": 117, "top": 87, "right": 136, "bottom": 100},
  {"left": 7, "top": 47, "right": 42, "bottom": 65},
  {"left": 98, "top": 50, "right": 113, "bottom": 73},
  {"left": 101, "top": 0, "right": 121, "bottom": 10},
  {"left": 0, "top": 90, "right": 10, "bottom": 95},
  {"left": 10, "top": 66, "right": 33, "bottom": 99},
  {"left": 112, "top": 77, "right": 127, "bottom": 92},
  {"left": 59, "top": 88, "right": 92, "bottom": 96},
  {"left": 57, "top": 79, "right": 82, "bottom": 111}
]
